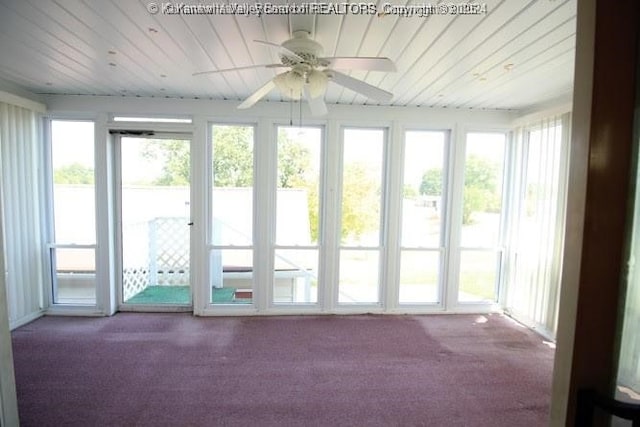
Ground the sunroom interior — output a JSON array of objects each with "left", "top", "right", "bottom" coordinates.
[
  {"left": 4, "top": 0, "right": 640, "bottom": 424},
  {"left": 0, "top": 0, "right": 577, "bottom": 330}
]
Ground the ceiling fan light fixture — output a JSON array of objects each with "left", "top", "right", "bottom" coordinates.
[
  {"left": 307, "top": 69, "right": 328, "bottom": 99},
  {"left": 274, "top": 70, "right": 304, "bottom": 99}
]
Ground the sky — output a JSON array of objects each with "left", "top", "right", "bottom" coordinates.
[{"left": 51, "top": 120, "right": 94, "bottom": 168}]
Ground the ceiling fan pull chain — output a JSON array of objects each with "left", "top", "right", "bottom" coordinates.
[{"left": 289, "top": 91, "right": 294, "bottom": 126}]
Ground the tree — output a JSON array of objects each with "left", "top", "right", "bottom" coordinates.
[
  {"left": 419, "top": 169, "right": 442, "bottom": 196},
  {"left": 212, "top": 126, "right": 253, "bottom": 187},
  {"left": 341, "top": 163, "right": 380, "bottom": 242},
  {"left": 462, "top": 155, "right": 500, "bottom": 224},
  {"left": 277, "top": 129, "right": 311, "bottom": 188},
  {"left": 418, "top": 157, "right": 500, "bottom": 224},
  {"left": 141, "top": 128, "right": 382, "bottom": 242},
  {"left": 142, "top": 140, "right": 190, "bottom": 185},
  {"left": 53, "top": 163, "right": 94, "bottom": 184}
]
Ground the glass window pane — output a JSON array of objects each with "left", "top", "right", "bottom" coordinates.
[
  {"left": 399, "top": 250, "right": 440, "bottom": 304},
  {"left": 340, "top": 129, "right": 384, "bottom": 246},
  {"left": 461, "top": 132, "right": 506, "bottom": 247},
  {"left": 339, "top": 250, "right": 379, "bottom": 304},
  {"left": 276, "top": 126, "right": 321, "bottom": 246},
  {"left": 402, "top": 131, "right": 446, "bottom": 248},
  {"left": 459, "top": 250, "right": 499, "bottom": 303},
  {"left": 52, "top": 247, "right": 96, "bottom": 304},
  {"left": 51, "top": 120, "right": 95, "bottom": 244},
  {"left": 211, "top": 125, "right": 254, "bottom": 246},
  {"left": 50, "top": 120, "right": 96, "bottom": 306},
  {"left": 211, "top": 249, "right": 253, "bottom": 305},
  {"left": 274, "top": 249, "right": 318, "bottom": 304}
]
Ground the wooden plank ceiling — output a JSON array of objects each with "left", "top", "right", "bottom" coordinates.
[{"left": 0, "top": 0, "right": 576, "bottom": 111}]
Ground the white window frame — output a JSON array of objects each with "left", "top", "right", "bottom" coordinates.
[{"left": 44, "top": 118, "right": 99, "bottom": 311}]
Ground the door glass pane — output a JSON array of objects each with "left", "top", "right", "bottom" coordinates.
[
  {"left": 120, "top": 137, "right": 191, "bottom": 305},
  {"left": 461, "top": 132, "right": 506, "bottom": 247},
  {"left": 459, "top": 250, "right": 500, "bottom": 302},
  {"left": 210, "top": 249, "right": 253, "bottom": 305},
  {"left": 50, "top": 120, "right": 96, "bottom": 304},
  {"left": 399, "top": 250, "right": 440, "bottom": 304},
  {"left": 402, "top": 131, "right": 446, "bottom": 247}
]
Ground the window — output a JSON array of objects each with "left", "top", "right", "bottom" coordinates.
[
  {"left": 338, "top": 129, "right": 385, "bottom": 304},
  {"left": 210, "top": 124, "right": 255, "bottom": 305},
  {"left": 458, "top": 132, "right": 506, "bottom": 303},
  {"left": 274, "top": 126, "right": 322, "bottom": 305},
  {"left": 48, "top": 120, "right": 96, "bottom": 304},
  {"left": 399, "top": 131, "right": 448, "bottom": 304}
]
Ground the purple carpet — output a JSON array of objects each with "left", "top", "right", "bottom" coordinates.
[{"left": 11, "top": 313, "right": 554, "bottom": 426}]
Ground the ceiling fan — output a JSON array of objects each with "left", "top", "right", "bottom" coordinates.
[{"left": 193, "top": 31, "right": 397, "bottom": 116}]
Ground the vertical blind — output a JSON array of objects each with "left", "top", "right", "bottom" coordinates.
[
  {"left": 0, "top": 102, "right": 43, "bottom": 327},
  {"left": 506, "top": 114, "right": 570, "bottom": 338}
]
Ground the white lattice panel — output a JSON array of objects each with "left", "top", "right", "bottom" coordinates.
[
  {"left": 122, "top": 221, "right": 151, "bottom": 300},
  {"left": 123, "top": 268, "right": 149, "bottom": 300},
  {"left": 122, "top": 217, "right": 190, "bottom": 300},
  {"left": 150, "top": 217, "right": 190, "bottom": 286}
]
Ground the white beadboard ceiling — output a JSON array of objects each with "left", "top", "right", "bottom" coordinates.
[{"left": 0, "top": 0, "right": 576, "bottom": 111}]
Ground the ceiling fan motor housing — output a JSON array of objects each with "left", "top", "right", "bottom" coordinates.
[{"left": 281, "top": 31, "right": 324, "bottom": 66}]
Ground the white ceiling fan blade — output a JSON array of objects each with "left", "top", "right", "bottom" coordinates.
[
  {"left": 193, "top": 63, "right": 285, "bottom": 76},
  {"left": 253, "top": 40, "right": 304, "bottom": 63},
  {"left": 330, "top": 71, "right": 393, "bottom": 102},
  {"left": 321, "top": 57, "right": 396, "bottom": 72},
  {"left": 304, "top": 87, "right": 328, "bottom": 117},
  {"left": 238, "top": 80, "right": 276, "bottom": 109}
]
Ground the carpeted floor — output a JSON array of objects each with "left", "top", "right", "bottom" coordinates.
[{"left": 11, "top": 313, "right": 554, "bottom": 427}]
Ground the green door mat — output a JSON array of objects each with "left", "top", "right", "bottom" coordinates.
[
  {"left": 126, "top": 286, "right": 244, "bottom": 304},
  {"left": 126, "top": 286, "right": 191, "bottom": 304}
]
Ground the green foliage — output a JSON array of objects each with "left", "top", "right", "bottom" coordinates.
[
  {"left": 53, "top": 163, "right": 94, "bottom": 184},
  {"left": 142, "top": 140, "right": 190, "bottom": 185},
  {"left": 306, "top": 181, "right": 320, "bottom": 242},
  {"left": 212, "top": 126, "right": 254, "bottom": 187},
  {"left": 341, "top": 163, "right": 380, "bottom": 242},
  {"left": 419, "top": 169, "right": 443, "bottom": 196},
  {"left": 278, "top": 129, "right": 311, "bottom": 188},
  {"left": 141, "top": 127, "right": 383, "bottom": 242},
  {"left": 462, "top": 155, "right": 500, "bottom": 224},
  {"left": 403, "top": 185, "right": 418, "bottom": 199},
  {"left": 277, "top": 129, "right": 318, "bottom": 241}
]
